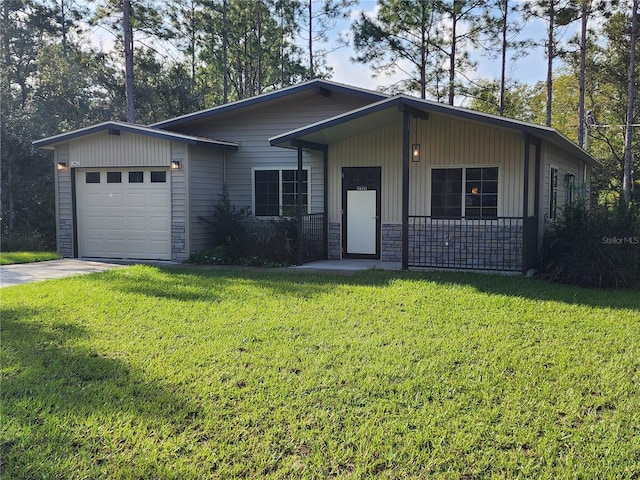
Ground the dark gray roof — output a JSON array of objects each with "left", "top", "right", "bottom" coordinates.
[
  {"left": 269, "top": 95, "right": 601, "bottom": 167},
  {"left": 150, "top": 79, "right": 388, "bottom": 129},
  {"left": 33, "top": 121, "right": 239, "bottom": 150}
]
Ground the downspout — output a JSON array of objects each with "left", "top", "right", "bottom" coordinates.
[{"left": 402, "top": 109, "right": 410, "bottom": 271}]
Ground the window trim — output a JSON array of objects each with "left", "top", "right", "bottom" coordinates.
[
  {"left": 549, "top": 166, "right": 558, "bottom": 220},
  {"left": 251, "top": 166, "right": 311, "bottom": 217},
  {"left": 429, "top": 165, "right": 500, "bottom": 219}
]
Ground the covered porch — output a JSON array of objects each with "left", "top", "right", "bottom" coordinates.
[{"left": 276, "top": 96, "right": 543, "bottom": 274}]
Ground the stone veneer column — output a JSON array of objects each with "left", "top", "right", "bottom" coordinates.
[
  {"left": 328, "top": 222, "right": 341, "bottom": 259},
  {"left": 58, "top": 219, "right": 73, "bottom": 258},
  {"left": 171, "top": 222, "right": 187, "bottom": 263},
  {"left": 381, "top": 224, "right": 403, "bottom": 262}
]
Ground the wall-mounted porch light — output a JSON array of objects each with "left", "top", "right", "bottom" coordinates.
[
  {"left": 57, "top": 161, "right": 68, "bottom": 171},
  {"left": 171, "top": 160, "right": 182, "bottom": 170},
  {"left": 411, "top": 118, "right": 421, "bottom": 162}
]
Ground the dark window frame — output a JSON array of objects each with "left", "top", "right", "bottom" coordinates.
[
  {"left": 85, "top": 172, "right": 101, "bottom": 184},
  {"left": 549, "top": 166, "right": 558, "bottom": 220},
  {"left": 129, "top": 171, "right": 144, "bottom": 183},
  {"left": 431, "top": 166, "right": 499, "bottom": 220},
  {"left": 151, "top": 170, "right": 167, "bottom": 183},
  {"left": 106, "top": 171, "right": 122, "bottom": 184},
  {"left": 253, "top": 168, "right": 309, "bottom": 217}
]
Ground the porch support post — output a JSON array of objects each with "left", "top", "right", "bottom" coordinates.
[
  {"left": 402, "top": 108, "right": 410, "bottom": 271},
  {"left": 522, "top": 134, "right": 531, "bottom": 275},
  {"left": 323, "top": 145, "right": 329, "bottom": 259},
  {"left": 297, "top": 145, "right": 304, "bottom": 266},
  {"left": 523, "top": 134, "right": 530, "bottom": 219}
]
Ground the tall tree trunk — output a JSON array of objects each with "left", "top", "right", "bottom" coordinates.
[
  {"left": 421, "top": 14, "right": 427, "bottom": 99},
  {"left": 545, "top": 3, "right": 555, "bottom": 127},
  {"left": 448, "top": 9, "right": 457, "bottom": 105},
  {"left": 123, "top": 0, "right": 135, "bottom": 122},
  {"left": 222, "top": 0, "right": 228, "bottom": 103},
  {"left": 257, "top": 4, "right": 263, "bottom": 93},
  {"left": 61, "top": 0, "right": 68, "bottom": 55},
  {"left": 623, "top": 0, "right": 638, "bottom": 203},
  {"left": 499, "top": 0, "right": 508, "bottom": 116},
  {"left": 308, "top": 0, "right": 314, "bottom": 78},
  {"left": 577, "top": 0, "right": 588, "bottom": 147}
]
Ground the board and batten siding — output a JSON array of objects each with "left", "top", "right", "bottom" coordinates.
[
  {"left": 328, "top": 122, "right": 403, "bottom": 224},
  {"left": 188, "top": 145, "right": 225, "bottom": 253},
  {"left": 179, "top": 92, "right": 373, "bottom": 214},
  {"left": 69, "top": 131, "right": 171, "bottom": 168},
  {"left": 327, "top": 114, "right": 526, "bottom": 225},
  {"left": 541, "top": 141, "right": 585, "bottom": 220}
]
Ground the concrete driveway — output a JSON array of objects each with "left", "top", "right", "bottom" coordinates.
[{"left": 0, "top": 259, "right": 124, "bottom": 288}]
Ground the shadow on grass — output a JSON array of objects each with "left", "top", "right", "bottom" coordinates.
[
  {"left": 1, "top": 306, "right": 202, "bottom": 478},
  {"left": 113, "top": 265, "right": 639, "bottom": 312}
]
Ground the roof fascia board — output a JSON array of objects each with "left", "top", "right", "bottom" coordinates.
[
  {"left": 34, "top": 121, "right": 238, "bottom": 150},
  {"left": 270, "top": 94, "right": 600, "bottom": 167},
  {"left": 151, "top": 79, "right": 388, "bottom": 129}
]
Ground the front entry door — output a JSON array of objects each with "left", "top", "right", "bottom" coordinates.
[{"left": 342, "top": 167, "right": 381, "bottom": 259}]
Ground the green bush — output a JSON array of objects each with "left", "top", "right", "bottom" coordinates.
[
  {"left": 189, "top": 186, "right": 298, "bottom": 266},
  {"left": 541, "top": 200, "right": 640, "bottom": 288}
]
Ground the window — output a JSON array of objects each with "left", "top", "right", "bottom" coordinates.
[
  {"left": 431, "top": 168, "right": 462, "bottom": 218},
  {"left": 129, "top": 171, "right": 144, "bottom": 183},
  {"left": 431, "top": 167, "right": 498, "bottom": 219},
  {"left": 85, "top": 172, "right": 100, "bottom": 184},
  {"left": 465, "top": 167, "right": 498, "bottom": 218},
  {"left": 566, "top": 172, "right": 575, "bottom": 205},
  {"left": 549, "top": 167, "right": 558, "bottom": 220},
  {"left": 107, "top": 171, "right": 121, "bottom": 183},
  {"left": 151, "top": 171, "right": 166, "bottom": 183},
  {"left": 254, "top": 169, "right": 308, "bottom": 216}
]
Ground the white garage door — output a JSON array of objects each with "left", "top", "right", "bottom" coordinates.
[{"left": 76, "top": 168, "right": 171, "bottom": 260}]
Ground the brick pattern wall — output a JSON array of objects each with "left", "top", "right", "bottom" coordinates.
[
  {"left": 381, "top": 224, "right": 402, "bottom": 262},
  {"left": 409, "top": 222, "right": 523, "bottom": 271},
  {"left": 328, "top": 222, "right": 341, "bottom": 259},
  {"left": 58, "top": 219, "right": 73, "bottom": 257},
  {"left": 172, "top": 222, "right": 187, "bottom": 262}
]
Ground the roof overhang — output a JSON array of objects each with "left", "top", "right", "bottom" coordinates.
[
  {"left": 270, "top": 95, "right": 601, "bottom": 167},
  {"left": 33, "top": 121, "right": 239, "bottom": 150}
]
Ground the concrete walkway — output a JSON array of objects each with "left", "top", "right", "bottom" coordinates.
[
  {"left": 292, "top": 259, "right": 402, "bottom": 273},
  {"left": 0, "top": 259, "right": 125, "bottom": 288}
]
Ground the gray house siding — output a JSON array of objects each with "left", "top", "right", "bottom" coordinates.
[
  {"left": 55, "top": 143, "right": 73, "bottom": 257},
  {"left": 189, "top": 145, "right": 225, "bottom": 253},
  {"left": 173, "top": 92, "right": 372, "bottom": 214}
]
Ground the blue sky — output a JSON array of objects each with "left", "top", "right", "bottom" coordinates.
[
  {"left": 323, "top": 0, "right": 581, "bottom": 100},
  {"left": 88, "top": 0, "right": 583, "bottom": 104}
]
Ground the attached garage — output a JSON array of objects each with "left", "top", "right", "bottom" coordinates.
[
  {"left": 76, "top": 168, "right": 171, "bottom": 260},
  {"left": 34, "top": 121, "right": 238, "bottom": 262}
]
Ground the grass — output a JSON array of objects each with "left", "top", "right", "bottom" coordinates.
[
  {"left": 1, "top": 266, "right": 639, "bottom": 479},
  {"left": 0, "top": 251, "right": 60, "bottom": 265}
]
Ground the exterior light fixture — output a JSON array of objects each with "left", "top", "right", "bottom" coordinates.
[
  {"left": 171, "top": 160, "right": 181, "bottom": 170},
  {"left": 411, "top": 118, "right": 421, "bottom": 162},
  {"left": 57, "top": 161, "right": 68, "bottom": 171}
]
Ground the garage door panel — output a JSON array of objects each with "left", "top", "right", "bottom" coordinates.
[
  {"left": 125, "top": 193, "right": 148, "bottom": 207},
  {"left": 77, "top": 168, "right": 171, "bottom": 260}
]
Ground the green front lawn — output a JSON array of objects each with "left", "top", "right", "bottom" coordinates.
[
  {"left": 2, "top": 267, "right": 639, "bottom": 478},
  {"left": 0, "top": 251, "right": 60, "bottom": 265}
]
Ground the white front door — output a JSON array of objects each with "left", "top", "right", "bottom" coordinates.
[
  {"left": 342, "top": 166, "right": 381, "bottom": 259},
  {"left": 346, "top": 190, "right": 377, "bottom": 254}
]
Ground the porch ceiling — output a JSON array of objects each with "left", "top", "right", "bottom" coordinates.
[{"left": 270, "top": 100, "right": 403, "bottom": 149}]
